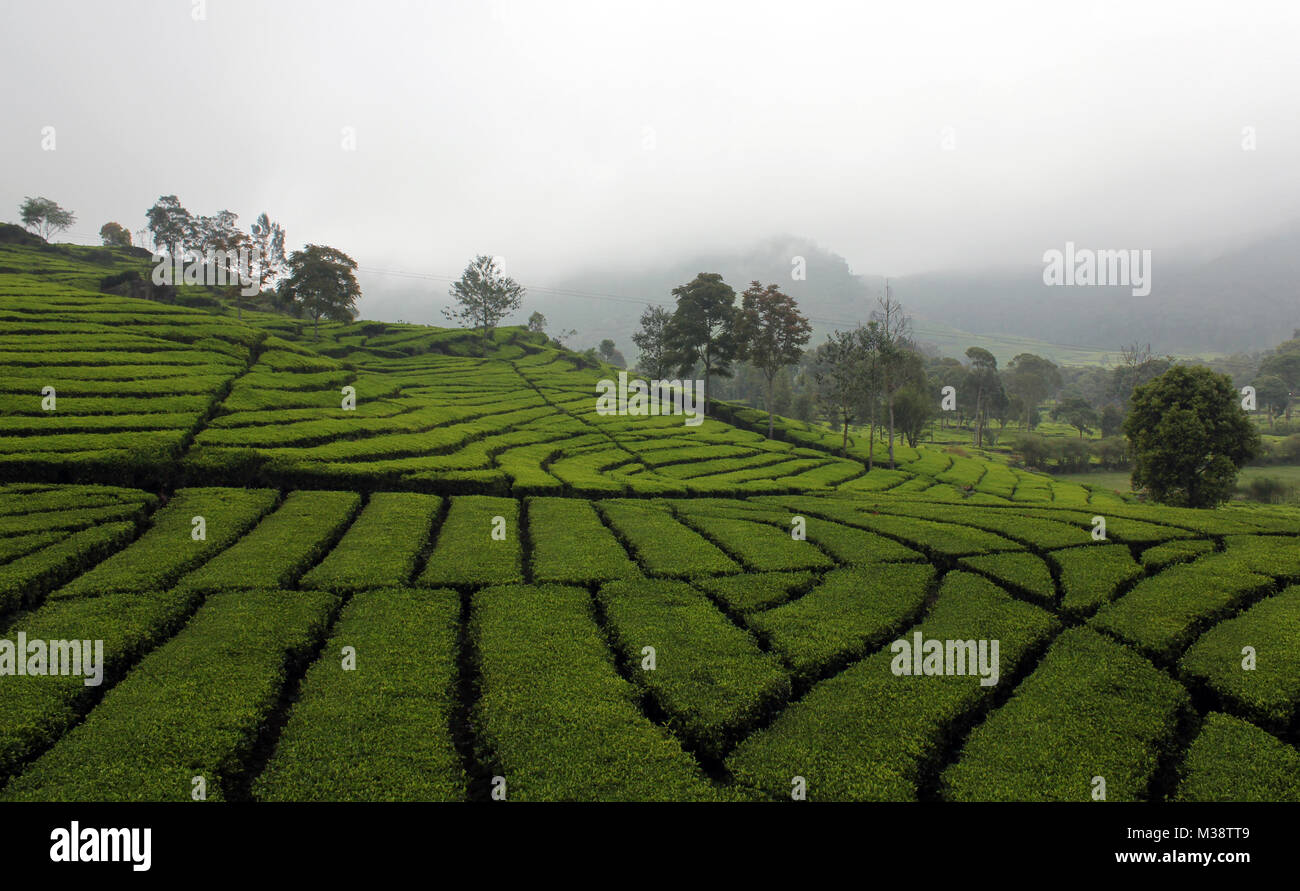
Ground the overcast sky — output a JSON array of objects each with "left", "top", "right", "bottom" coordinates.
[{"left": 3, "top": 0, "right": 1299, "bottom": 312}]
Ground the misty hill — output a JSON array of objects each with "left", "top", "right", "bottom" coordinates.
[{"left": 537, "top": 220, "right": 1300, "bottom": 365}]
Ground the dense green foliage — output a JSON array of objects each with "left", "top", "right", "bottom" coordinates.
[
  {"left": 0, "top": 243, "right": 1295, "bottom": 801},
  {"left": 1175, "top": 713, "right": 1300, "bottom": 802},
  {"left": 470, "top": 584, "right": 724, "bottom": 800},
  {"left": 598, "top": 579, "right": 789, "bottom": 758},
  {"left": 942, "top": 628, "right": 1190, "bottom": 801},
  {"left": 3, "top": 588, "right": 338, "bottom": 801},
  {"left": 1125, "top": 365, "right": 1261, "bottom": 507},
  {"left": 253, "top": 588, "right": 465, "bottom": 800}
]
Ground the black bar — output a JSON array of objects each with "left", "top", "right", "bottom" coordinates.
[{"left": 0, "top": 802, "right": 1286, "bottom": 877}]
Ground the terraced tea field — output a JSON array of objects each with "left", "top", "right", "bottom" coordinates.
[{"left": 1, "top": 242, "right": 1298, "bottom": 801}]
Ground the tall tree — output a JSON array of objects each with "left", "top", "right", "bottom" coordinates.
[
  {"left": 892, "top": 384, "right": 934, "bottom": 448},
  {"left": 631, "top": 305, "right": 673, "bottom": 378},
  {"left": 1051, "top": 397, "right": 1099, "bottom": 437},
  {"left": 192, "top": 210, "right": 242, "bottom": 255},
  {"left": 203, "top": 211, "right": 247, "bottom": 279},
  {"left": 1125, "top": 366, "right": 1260, "bottom": 507},
  {"left": 964, "top": 347, "right": 1000, "bottom": 447},
  {"left": 145, "top": 195, "right": 194, "bottom": 254},
  {"left": 1257, "top": 339, "right": 1300, "bottom": 421},
  {"left": 812, "top": 330, "right": 865, "bottom": 456},
  {"left": 99, "top": 222, "right": 131, "bottom": 247},
  {"left": 249, "top": 212, "right": 287, "bottom": 293},
  {"left": 598, "top": 339, "right": 626, "bottom": 367},
  {"left": 1099, "top": 403, "right": 1125, "bottom": 437},
  {"left": 279, "top": 245, "right": 362, "bottom": 338},
  {"left": 857, "top": 322, "right": 884, "bottom": 469},
  {"left": 1004, "top": 353, "right": 1062, "bottom": 430},
  {"left": 873, "top": 288, "right": 912, "bottom": 467},
  {"left": 190, "top": 210, "right": 250, "bottom": 316},
  {"left": 527, "top": 311, "right": 547, "bottom": 334},
  {"left": 664, "top": 273, "right": 739, "bottom": 410},
  {"left": 19, "top": 197, "right": 75, "bottom": 242},
  {"left": 928, "top": 356, "right": 966, "bottom": 431},
  {"left": 1111, "top": 341, "right": 1173, "bottom": 409},
  {"left": 443, "top": 255, "right": 525, "bottom": 351},
  {"left": 735, "top": 281, "right": 813, "bottom": 438},
  {"left": 1251, "top": 374, "right": 1290, "bottom": 429}
]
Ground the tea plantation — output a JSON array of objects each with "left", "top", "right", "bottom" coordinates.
[{"left": 1, "top": 242, "right": 1298, "bottom": 801}]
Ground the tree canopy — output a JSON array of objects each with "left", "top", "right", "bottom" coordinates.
[
  {"left": 735, "top": 281, "right": 812, "bottom": 438},
  {"left": 664, "top": 272, "right": 739, "bottom": 408},
  {"left": 145, "top": 195, "right": 194, "bottom": 253},
  {"left": 631, "top": 305, "right": 674, "bottom": 379},
  {"left": 1004, "top": 353, "right": 1061, "bottom": 430},
  {"left": 19, "top": 197, "right": 75, "bottom": 242},
  {"left": 443, "top": 255, "right": 525, "bottom": 350},
  {"left": 1051, "top": 396, "right": 1099, "bottom": 437},
  {"left": 279, "top": 244, "right": 362, "bottom": 337},
  {"left": 99, "top": 222, "right": 131, "bottom": 247},
  {"left": 964, "top": 347, "right": 1001, "bottom": 447},
  {"left": 812, "top": 328, "right": 868, "bottom": 456},
  {"left": 1124, "top": 365, "right": 1261, "bottom": 507}
]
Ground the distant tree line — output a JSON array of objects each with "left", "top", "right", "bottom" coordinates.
[
  {"left": 15, "top": 193, "right": 1276, "bottom": 507},
  {"left": 140, "top": 195, "right": 359, "bottom": 333},
  {"left": 616, "top": 272, "right": 1272, "bottom": 505}
]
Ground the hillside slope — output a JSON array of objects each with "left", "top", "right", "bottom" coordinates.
[{"left": 0, "top": 242, "right": 1297, "bottom": 803}]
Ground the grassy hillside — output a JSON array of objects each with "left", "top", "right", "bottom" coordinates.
[{"left": 1, "top": 243, "right": 1297, "bottom": 802}]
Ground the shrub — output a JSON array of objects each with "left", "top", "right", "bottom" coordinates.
[
  {"left": 471, "top": 584, "right": 725, "bottom": 800},
  {"left": 1048, "top": 544, "right": 1143, "bottom": 618},
  {"left": 1179, "top": 585, "right": 1300, "bottom": 729},
  {"left": 0, "top": 501, "right": 151, "bottom": 538},
  {"left": 527, "top": 498, "right": 640, "bottom": 585},
  {"left": 1090, "top": 559, "right": 1273, "bottom": 662},
  {"left": 873, "top": 502, "right": 1091, "bottom": 549},
  {"left": 941, "top": 627, "right": 1190, "bottom": 801},
  {"left": 596, "top": 500, "right": 739, "bottom": 578},
  {"left": 418, "top": 496, "right": 522, "bottom": 587},
  {"left": 1092, "top": 436, "right": 1130, "bottom": 469},
  {"left": 1175, "top": 713, "right": 1300, "bottom": 802},
  {"left": 50, "top": 488, "right": 279, "bottom": 600},
  {"left": 693, "top": 570, "right": 814, "bottom": 614},
  {"left": 0, "top": 582, "right": 219, "bottom": 780},
  {"left": 747, "top": 564, "right": 935, "bottom": 678},
  {"left": 597, "top": 579, "right": 790, "bottom": 758},
  {"left": 1215, "top": 534, "right": 1300, "bottom": 579},
  {"left": 797, "top": 516, "right": 922, "bottom": 564},
  {"left": 2, "top": 588, "right": 339, "bottom": 801},
  {"left": 253, "top": 588, "right": 465, "bottom": 801},
  {"left": 0, "top": 521, "right": 139, "bottom": 616},
  {"left": 98, "top": 270, "right": 140, "bottom": 292},
  {"left": 728, "top": 572, "right": 1056, "bottom": 800},
  {"left": 1140, "top": 539, "right": 1213, "bottom": 572},
  {"left": 1058, "top": 437, "right": 1091, "bottom": 472},
  {"left": 299, "top": 493, "right": 441, "bottom": 591},
  {"left": 763, "top": 497, "right": 1022, "bottom": 557},
  {"left": 176, "top": 490, "right": 360, "bottom": 593},
  {"left": 1242, "top": 475, "right": 1294, "bottom": 504},
  {"left": 1013, "top": 434, "right": 1052, "bottom": 469},
  {"left": 959, "top": 552, "right": 1055, "bottom": 606},
  {"left": 672, "top": 512, "right": 834, "bottom": 572}
]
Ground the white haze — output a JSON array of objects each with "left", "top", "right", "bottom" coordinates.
[{"left": 2, "top": 0, "right": 1299, "bottom": 324}]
